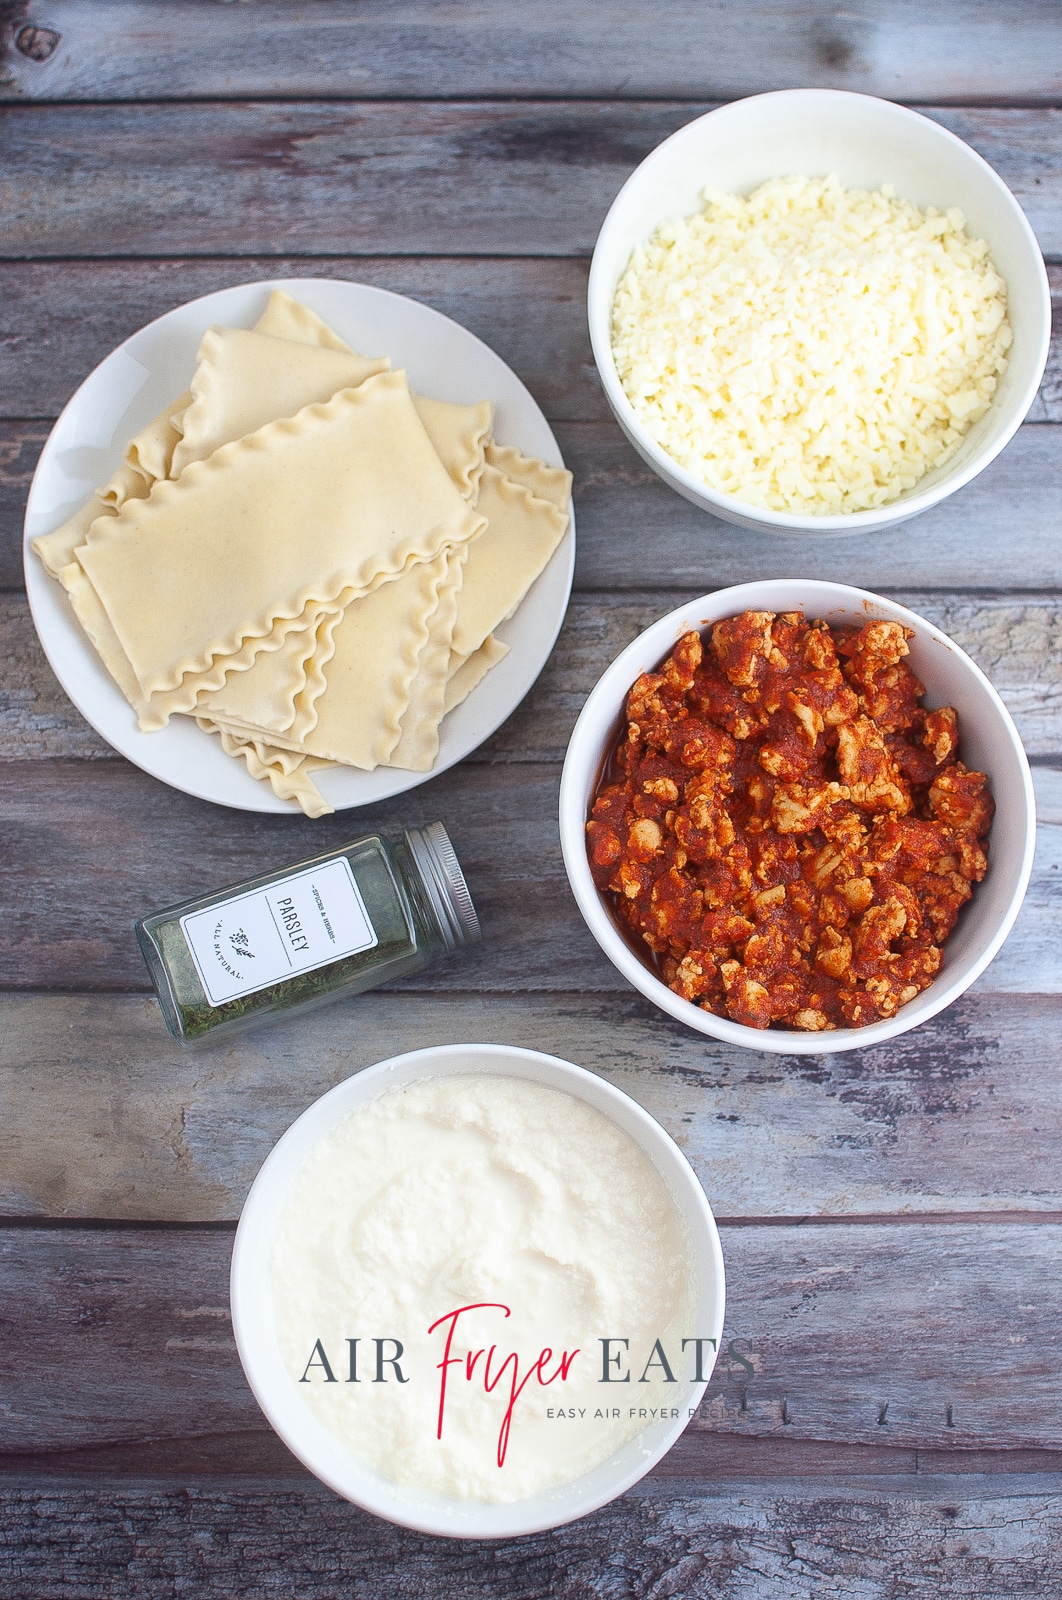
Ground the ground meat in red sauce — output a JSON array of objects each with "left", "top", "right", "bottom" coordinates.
[{"left": 586, "top": 610, "right": 993, "bottom": 1031}]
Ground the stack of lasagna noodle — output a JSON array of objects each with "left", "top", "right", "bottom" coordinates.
[{"left": 33, "top": 291, "right": 572, "bottom": 816}]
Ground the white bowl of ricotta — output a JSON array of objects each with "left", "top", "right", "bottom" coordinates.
[
  {"left": 231, "top": 1043, "right": 725, "bottom": 1538},
  {"left": 588, "top": 89, "right": 1050, "bottom": 535}
]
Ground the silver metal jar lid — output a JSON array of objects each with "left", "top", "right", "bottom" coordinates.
[{"left": 405, "top": 823, "right": 482, "bottom": 951}]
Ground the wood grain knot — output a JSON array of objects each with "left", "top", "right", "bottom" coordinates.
[{"left": 15, "top": 23, "right": 59, "bottom": 61}]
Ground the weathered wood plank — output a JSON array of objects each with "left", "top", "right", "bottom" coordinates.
[
  {"left": 0, "top": 421, "right": 45, "bottom": 589},
  {"left": 5, "top": 590, "right": 1062, "bottom": 763},
  {"left": 0, "top": 1430, "right": 928, "bottom": 1482},
  {"left": 0, "top": 759, "right": 576, "bottom": 992},
  {"left": 1026, "top": 262, "right": 1062, "bottom": 423},
  {"left": 0, "top": 592, "right": 111, "bottom": 756},
  {"left": 486, "top": 590, "right": 1062, "bottom": 761},
  {"left": 15, "top": 1432, "right": 1057, "bottom": 1484},
  {"left": 3, "top": 260, "right": 1062, "bottom": 429},
  {"left": 0, "top": 260, "right": 602, "bottom": 426},
  {"left": 0, "top": 100, "right": 696, "bottom": 259},
  {"left": 5, "top": 418, "right": 1062, "bottom": 597},
  {"left": 2, "top": 265, "right": 1061, "bottom": 603},
  {"left": 2, "top": 990, "right": 1062, "bottom": 1222},
  {"left": 0, "top": 757, "right": 1055, "bottom": 994},
  {"left": 2, "top": 1222, "right": 1061, "bottom": 1455},
  {"left": 5, "top": 1473, "right": 1062, "bottom": 1600},
  {"left": 4, "top": 0, "right": 1062, "bottom": 105},
  {"left": 563, "top": 421, "right": 1062, "bottom": 595},
  {"left": 2, "top": 103, "right": 1061, "bottom": 259},
  {"left": 2, "top": 1472, "right": 1062, "bottom": 1600},
  {"left": 7, "top": 1472, "right": 1062, "bottom": 1600}
]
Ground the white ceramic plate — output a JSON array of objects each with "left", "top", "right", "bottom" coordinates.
[{"left": 23, "top": 278, "right": 576, "bottom": 813}]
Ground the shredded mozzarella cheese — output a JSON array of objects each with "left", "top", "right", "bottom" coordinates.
[{"left": 611, "top": 175, "right": 1011, "bottom": 515}]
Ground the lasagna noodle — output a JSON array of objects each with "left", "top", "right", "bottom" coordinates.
[
  {"left": 61, "top": 555, "right": 332, "bottom": 732},
  {"left": 306, "top": 548, "right": 459, "bottom": 768},
  {"left": 450, "top": 462, "right": 570, "bottom": 660},
  {"left": 124, "top": 391, "right": 192, "bottom": 485},
  {"left": 60, "top": 558, "right": 146, "bottom": 713},
  {"left": 485, "top": 441, "right": 573, "bottom": 512},
  {"left": 197, "top": 457, "right": 566, "bottom": 789},
  {"left": 170, "top": 327, "right": 391, "bottom": 476},
  {"left": 412, "top": 396, "right": 493, "bottom": 500},
  {"left": 255, "top": 292, "right": 495, "bottom": 499},
  {"left": 76, "top": 371, "right": 485, "bottom": 708},
  {"left": 445, "top": 636, "right": 511, "bottom": 714},
  {"left": 94, "top": 460, "right": 148, "bottom": 512},
  {"left": 31, "top": 289, "right": 566, "bottom": 813},
  {"left": 199, "top": 719, "right": 334, "bottom": 819},
  {"left": 252, "top": 289, "right": 355, "bottom": 353},
  {"left": 181, "top": 325, "right": 493, "bottom": 742},
  {"left": 197, "top": 546, "right": 469, "bottom": 800},
  {"left": 32, "top": 390, "right": 193, "bottom": 577},
  {"left": 203, "top": 627, "right": 509, "bottom": 818},
  {"left": 189, "top": 610, "right": 334, "bottom": 739},
  {"left": 174, "top": 323, "right": 493, "bottom": 500},
  {"left": 202, "top": 549, "right": 458, "bottom": 771},
  {"left": 275, "top": 609, "right": 343, "bottom": 745},
  {"left": 34, "top": 496, "right": 111, "bottom": 580},
  {"left": 387, "top": 546, "right": 467, "bottom": 772}
]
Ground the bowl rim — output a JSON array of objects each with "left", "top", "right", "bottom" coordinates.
[
  {"left": 559, "top": 579, "right": 1036, "bottom": 1055},
  {"left": 230, "top": 1041, "right": 726, "bottom": 1538},
  {"left": 587, "top": 88, "right": 1051, "bottom": 535}
]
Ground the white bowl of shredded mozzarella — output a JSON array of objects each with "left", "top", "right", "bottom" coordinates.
[{"left": 588, "top": 90, "right": 1050, "bottom": 534}]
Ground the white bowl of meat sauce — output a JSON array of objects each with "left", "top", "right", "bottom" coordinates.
[
  {"left": 588, "top": 90, "right": 1049, "bottom": 535},
  {"left": 559, "top": 580, "right": 1035, "bottom": 1055},
  {"left": 232, "top": 1043, "right": 725, "bottom": 1538}
]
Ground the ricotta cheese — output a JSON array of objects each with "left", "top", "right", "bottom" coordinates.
[
  {"left": 611, "top": 174, "right": 1011, "bottom": 515},
  {"left": 270, "top": 1075, "right": 694, "bottom": 1502}
]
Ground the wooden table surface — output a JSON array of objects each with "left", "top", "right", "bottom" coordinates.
[{"left": 3, "top": 3, "right": 1062, "bottom": 1595}]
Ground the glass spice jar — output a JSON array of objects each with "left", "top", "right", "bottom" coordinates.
[{"left": 135, "top": 823, "right": 480, "bottom": 1044}]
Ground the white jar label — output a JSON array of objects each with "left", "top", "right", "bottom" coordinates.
[{"left": 180, "top": 858, "right": 378, "bottom": 1007}]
